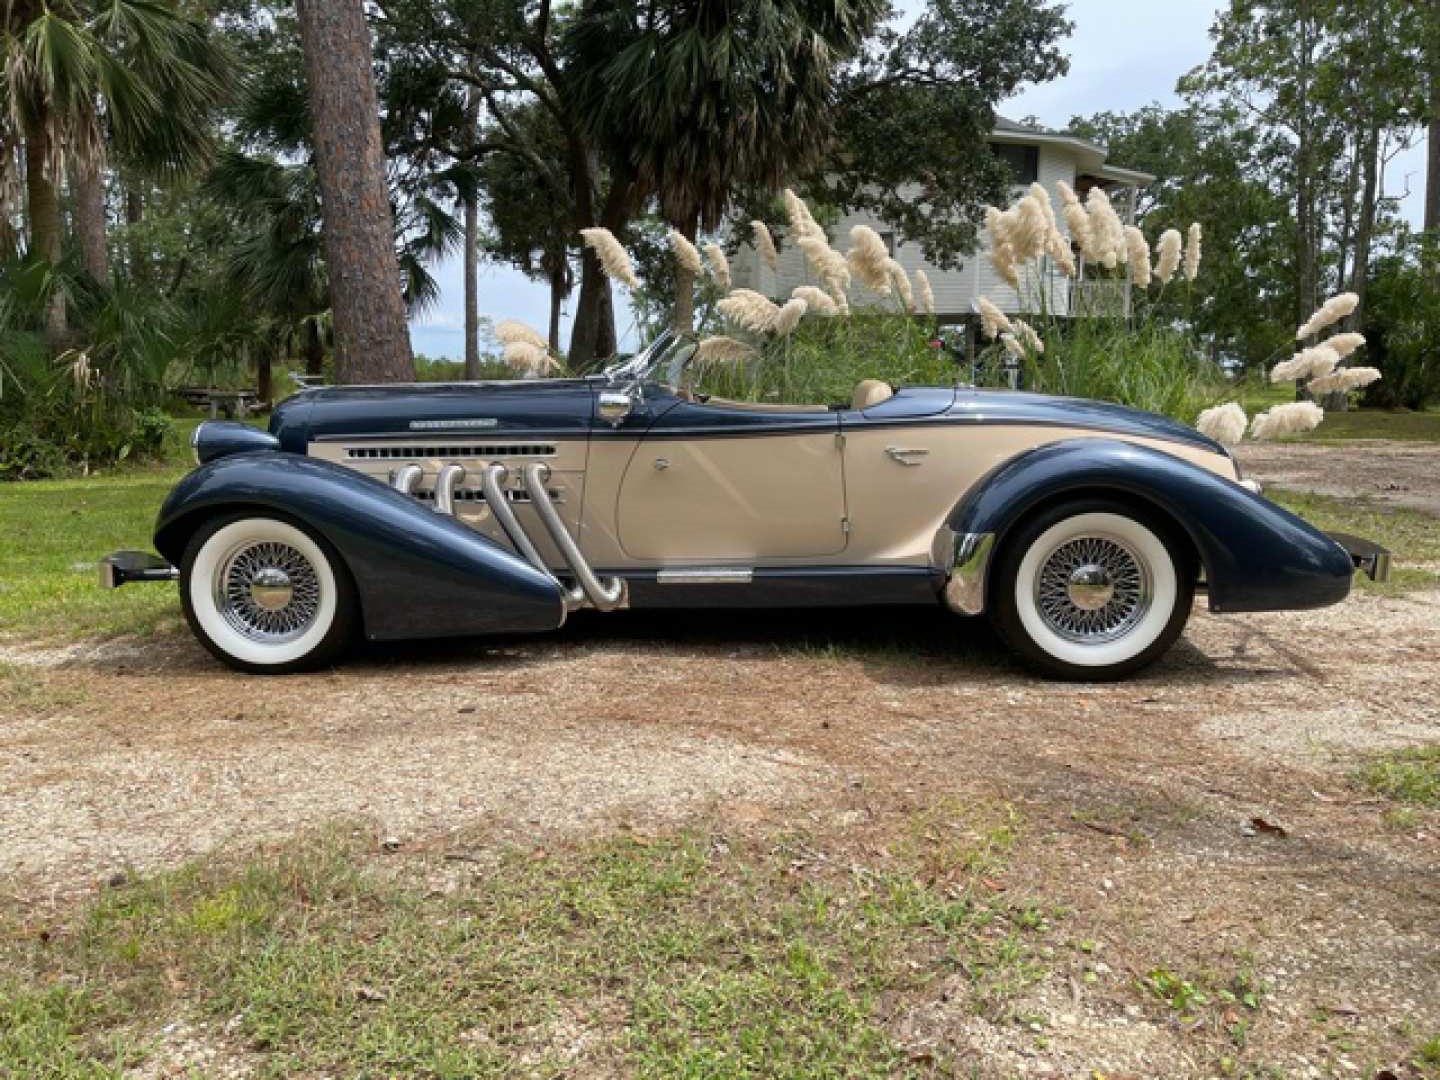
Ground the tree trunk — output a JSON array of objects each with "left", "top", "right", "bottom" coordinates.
[
  {"left": 124, "top": 186, "right": 149, "bottom": 283},
  {"left": 305, "top": 319, "right": 326, "bottom": 377},
  {"left": 566, "top": 160, "right": 630, "bottom": 370},
  {"left": 670, "top": 216, "right": 697, "bottom": 333},
  {"left": 462, "top": 89, "right": 482, "bottom": 380},
  {"left": 294, "top": 0, "right": 414, "bottom": 384},
  {"left": 257, "top": 346, "right": 273, "bottom": 404},
  {"left": 23, "top": 117, "right": 67, "bottom": 343},
  {"left": 547, "top": 260, "right": 569, "bottom": 355},
  {"left": 74, "top": 158, "right": 109, "bottom": 283}
]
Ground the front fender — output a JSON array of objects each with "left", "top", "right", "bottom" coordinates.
[
  {"left": 154, "top": 452, "right": 566, "bottom": 640},
  {"left": 947, "top": 438, "right": 1354, "bottom": 614}
]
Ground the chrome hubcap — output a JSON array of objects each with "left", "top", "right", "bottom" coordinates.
[
  {"left": 216, "top": 541, "right": 321, "bottom": 643},
  {"left": 1035, "top": 535, "right": 1151, "bottom": 643}
]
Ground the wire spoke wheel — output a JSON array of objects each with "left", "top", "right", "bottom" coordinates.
[
  {"left": 216, "top": 540, "right": 323, "bottom": 643},
  {"left": 1033, "top": 534, "right": 1152, "bottom": 644}
]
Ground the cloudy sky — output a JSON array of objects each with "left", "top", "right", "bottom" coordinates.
[{"left": 408, "top": 0, "right": 1429, "bottom": 358}]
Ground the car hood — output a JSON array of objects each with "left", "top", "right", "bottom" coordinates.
[
  {"left": 946, "top": 390, "right": 1226, "bottom": 456},
  {"left": 269, "top": 378, "right": 597, "bottom": 450}
]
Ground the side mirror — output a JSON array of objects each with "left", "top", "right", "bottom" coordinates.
[{"left": 597, "top": 390, "right": 634, "bottom": 427}]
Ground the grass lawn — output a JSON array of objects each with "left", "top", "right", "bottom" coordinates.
[
  {"left": 0, "top": 470, "right": 188, "bottom": 641},
  {"left": 1231, "top": 376, "right": 1440, "bottom": 443},
  {"left": 1355, "top": 745, "right": 1440, "bottom": 807},
  {"left": 0, "top": 813, "right": 1053, "bottom": 1078}
]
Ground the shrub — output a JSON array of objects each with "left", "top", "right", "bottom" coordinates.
[{"left": 1360, "top": 252, "right": 1440, "bottom": 411}]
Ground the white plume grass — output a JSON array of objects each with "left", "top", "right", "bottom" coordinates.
[
  {"left": 772, "top": 297, "right": 808, "bottom": 337},
  {"left": 846, "top": 226, "right": 893, "bottom": 294},
  {"left": 1297, "top": 293, "right": 1359, "bottom": 340},
  {"left": 1250, "top": 401, "right": 1323, "bottom": 441},
  {"left": 751, "top": 220, "right": 780, "bottom": 272},
  {"left": 580, "top": 227, "right": 639, "bottom": 289},
  {"left": 495, "top": 319, "right": 547, "bottom": 349},
  {"left": 695, "top": 336, "right": 756, "bottom": 365},
  {"left": 1125, "top": 227, "right": 1152, "bottom": 289},
  {"left": 977, "top": 298, "right": 1014, "bottom": 341},
  {"left": 702, "top": 242, "right": 732, "bottom": 291},
  {"left": 790, "top": 285, "right": 838, "bottom": 316},
  {"left": 885, "top": 257, "right": 913, "bottom": 311},
  {"left": 1326, "top": 332, "right": 1367, "bottom": 360},
  {"left": 717, "top": 288, "right": 780, "bottom": 334},
  {"left": 1013, "top": 318, "right": 1044, "bottom": 354},
  {"left": 502, "top": 341, "right": 558, "bottom": 376},
  {"left": 914, "top": 269, "right": 935, "bottom": 315},
  {"left": 1154, "top": 229, "right": 1183, "bottom": 284},
  {"left": 1195, "top": 402, "right": 1248, "bottom": 448},
  {"left": 1307, "top": 366, "right": 1381, "bottom": 395},
  {"left": 1184, "top": 223, "right": 1202, "bottom": 282},
  {"left": 667, "top": 229, "right": 703, "bottom": 276},
  {"left": 1270, "top": 344, "right": 1340, "bottom": 384}
]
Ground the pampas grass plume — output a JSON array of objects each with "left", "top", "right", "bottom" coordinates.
[
  {"left": 751, "top": 221, "right": 780, "bottom": 272},
  {"left": 1125, "top": 227, "right": 1152, "bottom": 288},
  {"left": 772, "top": 297, "right": 808, "bottom": 336},
  {"left": 503, "top": 341, "right": 557, "bottom": 376},
  {"left": 1195, "top": 402, "right": 1247, "bottom": 448},
  {"left": 667, "top": 229, "right": 703, "bottom": 276},
  {"left": 1327, "top": 332, "right": 1366, "bottom": 359},
  {"left": 1297, "top": 292, "right": 1360, "bottom": 340},
  {"left": 495, "top": 319, "right": 547, "bottom": 349},
  {"left": 695, "top": 336, "right": 756, "bottom": 365},
  {"left": 977, "top": 298, "right": 1014, "bottom": 340},
  {"left": 702, "top": 242, "right": 732, "bottom": 291},
  {"left": 1307, "top": 366, "right": 1381, "bottom": 395},
  {"left": 914, "top": 269, "right": 935, "bottom": 315},
  {"left": 1184, "top": 222, "right": 1202, "bottom": 281},
  {"left": 717, "top": 288, "right": 780, "bottom": 334},
  {"left": 580, "top": 227, "right": 639, "bottom": 289},
  {"left": 1250, "top": 401, "right": 1323, "bottom": 441},
  {"left": 847, "top": 226, "right": 893, "bottom": 294},
  {"left": 1270, "top": 344, "right": 1339, "bottom": 384},
  {"left": 1154, "top": 229, "right": 1182, "bottom": 284}
]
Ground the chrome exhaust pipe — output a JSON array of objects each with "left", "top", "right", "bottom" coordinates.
[
  {"left": 390, "top": 463, "right": 423, "bottom": 495},
  {"left": 434, "top": 462, "right": 466, "bottom": 515},
  {"left": 482, "top": 463, "right": 584, "bottom": 610},
  {"left": 522, "top": 462, "right": 626, "bottom": 611}
]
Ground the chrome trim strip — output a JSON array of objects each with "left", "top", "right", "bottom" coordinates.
[
  {"left": 943, "top": 532, "right": 995, "bottom": 615},
  {"left": 522, "top": 462, "right": 627, "bottom": 611},
  {"left": 656, "top": 568, "right": 755, "bottom": 584}
]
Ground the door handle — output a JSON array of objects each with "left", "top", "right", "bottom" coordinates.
[{"left": 885, "top": 446, "right": 929, "bottom": 466}]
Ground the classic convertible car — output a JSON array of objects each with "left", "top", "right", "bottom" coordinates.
[{"left": 102, "top": 332, "right": 1388, "bottom": 679}]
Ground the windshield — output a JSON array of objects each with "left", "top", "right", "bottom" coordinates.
[{"left": 601, "top": 330, "right": 697, "bottom": 390}]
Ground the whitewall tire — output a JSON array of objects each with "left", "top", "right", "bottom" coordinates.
[
  {"left": 181, "top": 514, "right": 357, "bottom": 674},
  {"left": 991, "top": 501, "right": 1194, "bottom": 681}
]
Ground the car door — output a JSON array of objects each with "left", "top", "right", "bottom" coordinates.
[{"left": 614, "top": 396, "right": 848, "bottom": 562}]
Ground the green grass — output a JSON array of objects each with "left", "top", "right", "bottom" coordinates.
[
  {"left": 1355, "top": 745, "right": 1440, "bottom": 807},
  {"left": 1265, "top": 488, "right": 1440, "bottom": 594},
  {"left": 0, "top": 812, "right": 1050, "bottom": 1078},
  {"left": 1298, "top": 408, "right": 1440, "bottom": 443},
  {"left": 0, "top": 471, "right": 187, "bottom": 640}
]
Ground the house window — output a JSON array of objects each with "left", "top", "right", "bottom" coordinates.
[
  {"left": 993, "top": 144, "right": 1040, "bottom": 185},
  {"left": 878, "top": 230, "right": 896, "bottom": 256}
]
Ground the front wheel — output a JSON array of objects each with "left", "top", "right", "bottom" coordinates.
[
  {"left": 990, "top": 501, "right": 1195, "bottom": 681},
  {"left": 181, "top": 513, "right": 358, "bottom": 674}
]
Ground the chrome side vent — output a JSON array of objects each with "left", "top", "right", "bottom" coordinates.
[
  {"left": 348, "top": 444, "right": 556, "bottom": 460},
  {"left": 411, "top": 487, "right": 561, "bottom": 505}
]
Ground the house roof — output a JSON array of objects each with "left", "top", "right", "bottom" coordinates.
[{"left": 989, "top": 116, "right": 1155, "bottom": 187}]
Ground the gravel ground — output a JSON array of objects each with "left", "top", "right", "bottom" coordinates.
[
  {"left": 3, "top": 440, "right": 1438, "bottom": 1076},
  {"left": 1236, "top": 439, "right": 1440, "bottom": 515}
]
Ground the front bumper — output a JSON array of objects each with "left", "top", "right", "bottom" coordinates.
[{"left": 1327, "top": 532, "right": 1392, "bottom": 583}]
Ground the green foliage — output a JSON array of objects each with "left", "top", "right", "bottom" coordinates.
[
  {"left": 1361, "top": 247, "right": 1440, "bottom": 411},
  {"left": 1354, "top": 745, "right": 1440, "bottom": 807},
  {"left": 695, "top": 313, "right": 955, "bottom": 407},
  {"left": 1005, "top": 318, "right": 1227, "bottom": 423}
]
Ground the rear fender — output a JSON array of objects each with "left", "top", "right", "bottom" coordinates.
[
  {"left": 154, "top": 452, "right": 566, "bottom": 640},
  {"left": 947, "top": 438, "right": 1354, "bottom": 613}
]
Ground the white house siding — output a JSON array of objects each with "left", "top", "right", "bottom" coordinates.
[{"left": 731, "top": 143, "right": 1086, "bottom": 321}]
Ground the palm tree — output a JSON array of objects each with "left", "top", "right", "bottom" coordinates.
[
  {"left": 0, "top": 0, "right": 230, "bottom": 339},
  {"left": 567, "top": 0, "right": 884, "bottom": 331}
]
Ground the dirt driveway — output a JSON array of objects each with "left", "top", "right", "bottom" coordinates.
[
  {"left": 3, "top": 439, "right": 1439, "bottom": 1076},
  {"left": 1236, "top": 438, "right": 1440, "bottom": 515}
]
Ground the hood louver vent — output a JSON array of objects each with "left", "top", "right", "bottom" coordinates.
[{"left": 346, "top": 444, "right": 556, "bottom": 460}]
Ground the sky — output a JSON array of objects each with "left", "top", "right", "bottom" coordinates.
[{"left": 408, "top": 0, "right": 1430, "bottom": 359}]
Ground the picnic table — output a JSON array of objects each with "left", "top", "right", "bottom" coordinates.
[{"left": 177, "top": 386, "right": 261, "bottom": 419}]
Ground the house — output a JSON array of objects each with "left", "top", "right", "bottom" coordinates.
[{"left": 731, "top": 117, "right": 1155, "bottom": 321}]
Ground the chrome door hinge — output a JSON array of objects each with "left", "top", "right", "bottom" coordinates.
[
  {"left": 841, "top": 516, "right": 852, "bottom": 535},
  {"left": 834, "top": 432, "right": 846, "bottom": 450}
]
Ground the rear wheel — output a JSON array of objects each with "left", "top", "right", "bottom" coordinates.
[
  {"left": 180, "top": 513, "right": 357, "bottom": 674},
  {"left": 990, "top": 500, "right": 1194, "bottom": 681}
]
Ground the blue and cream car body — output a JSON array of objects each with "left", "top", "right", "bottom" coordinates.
[{"left": 104, "top": 333, "right": 1386, "bottom": 678}]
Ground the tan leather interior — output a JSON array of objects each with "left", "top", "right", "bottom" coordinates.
[{"left": 851, "top": 379, "right": 895, "bottom": 411}]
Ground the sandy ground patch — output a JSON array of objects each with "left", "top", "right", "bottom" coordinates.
[{"left": 1236, "top": 439, "right": 1440, "bottom": 514}]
